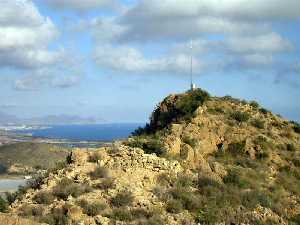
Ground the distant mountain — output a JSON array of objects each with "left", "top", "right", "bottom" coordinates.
[
  {"left": 23, "top": 114, "right": 100, "bottom": 125},
  {"left": 0, "top": 111, "right": 102, "bottom": 125},
  {"left": 0, "top": 111, "right": 20, "bottom": 124}
]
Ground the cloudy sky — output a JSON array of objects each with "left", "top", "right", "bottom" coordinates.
[{"left": 0, "top": 0, "right": 300, "bottom": 123}]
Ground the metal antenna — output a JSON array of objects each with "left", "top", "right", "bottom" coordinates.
[{"left": 190, "top": 39, "right": 195, "bottom": 91}]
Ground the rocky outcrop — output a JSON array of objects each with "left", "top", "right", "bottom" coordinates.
[
  {"left": 147, "top": 95, "right": 300, "bottom": 171},
  {"left": 9, "top": 145, "right": 187, "bottom": 225}
]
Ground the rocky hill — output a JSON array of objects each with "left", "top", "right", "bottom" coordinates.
[{"left": 1, "top": 89, "right": 300, "bottom": 225}]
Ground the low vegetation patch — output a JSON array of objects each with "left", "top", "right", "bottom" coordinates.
[
  {"left": 19, "top": 204, "right": 44, "bottom": 217},
  {"left": 291, "top": 121, "right": 300, "bottom": 134},
  {"left": 109, "top": 208, "right": 133, "bottom": 221},
  {"left": 95, "top": 178, "right": 116, "bottom": 190},
  {"left": 286, "top": 143, "right": 296, "bottom": 152},
  {"left": 227, "top": 141, "right": 246, "bottom": 155},
  {"left": 89, "top": 166, "right": 109, "bottom": 179},
  {"left": 111, "top": 191, "right": 134, "bottom": 207},
  {"left": 166, "top": 199, "right": 183, "bottom": 213},
  {"left": 182, "top": 136, "right": 197, "bottom": 148},
  {"left": 249, "top": 101, "right": 260, "bottom": 108},
  {"left": 127, "top": 135, "right": 165, "bottom": 156},
  {"left": 230, "top": 111, "right": 251, "bottom": 123},
  {"left": 39, "top": 204, "right": 71, "bottom": 225},
  {"left": 251, "top": 119, "right": 265, "bottom": 129},
  {"left": 259, "top": 108, "right": 270, "bottom": 114},
  {"left": 53, "top": 178, "right": 92, "bottom": 200},
  {"left": 0, "top": 196, "right": 7, "bottom": 212},
  {"left": 33, "top": 191, "right": 55, "bottom": 205},
  {"left": 77, "top": 199, "right": 107, "bottom": 216}
]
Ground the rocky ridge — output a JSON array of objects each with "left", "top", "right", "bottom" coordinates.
[{"left": 2, "top": 89, "right": 300, "bottom": 225}]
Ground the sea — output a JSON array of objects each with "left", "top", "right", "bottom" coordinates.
[{"left": 15, "top": 123, "right": 144, "bottom": 141}]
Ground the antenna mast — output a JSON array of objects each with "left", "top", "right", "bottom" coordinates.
[{"left": 190, "top": 39, "right": 195, "bottom": 91}]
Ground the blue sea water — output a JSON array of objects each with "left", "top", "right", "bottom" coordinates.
[{"left": 16, "top": 124, "right": 143, "bottom": 141}]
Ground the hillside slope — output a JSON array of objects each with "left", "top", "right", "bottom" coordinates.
[
  {"left": 2, "top": 89, "right": 300, "bottom": 225},
  {"left": 0, "top": 143, "right": 68, "bottom": 174}
]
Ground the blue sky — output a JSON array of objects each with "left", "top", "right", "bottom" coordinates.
[{"left": 0, "top": 0, "right": 300, "bottom": 123}]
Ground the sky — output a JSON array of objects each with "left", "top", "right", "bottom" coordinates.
[{"left": 0, "top": 0, "right": 300, "bottom": 123}]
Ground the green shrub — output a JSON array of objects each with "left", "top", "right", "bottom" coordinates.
[
  {"left": 255, "top": 150, "right": 270, "bottom": 160},
  {"left": 19, "top": 204, "right": 44, "bottom": 217},
  {"left": 290, "top": 214, "right": 300, "bottom": 224},
  {"left": 88, "top": 152, "right": 102, "bottom": 163},
  {"left": 109, "top": 208, "right": 133, "bottom": 221},
  {"left": 5, "top": 192, "right": 17, "bottom": 204},
  {"left": 33, "top": 191, "right": 55, "bottom": 205},
  {"left": 77, "top": 199, "right": 106, "bottom": 216},
  {"left": 198, "top": 176, "right": 221, "bottom": 189},
  {"left": 176, "top": 89, "right": 211, "bottom": 117},
  {"left": 207, "top": 107, "right": 225, "bottom": 114},
  {"left": 40, "top": 205, "right": 70, "bottom": 225},
  {"left": 4, "top": 185, "right": 31, "bottom": 205},
  {"left": 157, "top": 172, "right": 175, "bottom": 187},
  {"left": 251, "top": 119, "right": 265, "bottom": 129},
  {"left": 182, "top": 136, "right": 197, "bottom": 148},
  {"left": 249, "top": 101, "right": 259, "bottom": 108},
  {"left": 168, "top": 187, "right": 202, "bottom": 212},
  {"left": 254, "top": 136, "right": 274, "bottom": 153},
  {"left": 127, "top": 137, "right": 165, "bottom": 156},
  {"left": 111, "top": 191, "right": 134, "bottom": 207},
  {"left": 242, "top": 190, "right": 272, "bottom": 209},
  {"left": 223, "top": 169, "right": 248, "bottom": 188},
  {"left": 290, "top": 121, "right": 300, "bottom": 134},
  {"left": 89, "top": 166, "right": 109, "bottom": 179},
  {"left": 231, "top": 111, "right": 250, "bottom": 122},
  {"left": 0, "top": 196, "right": 7, "bottom": 212},
  {"left": 176, "top": 174, "right": 194, "bottom": 188},
  {"left": 287, "top": 143, "right": 296, "bottom": 152},
  {"left": 166, "top": 199, "right": 183, "bottom": 213},
  {"left": 96, "top": 178, "right": 116, "bottom": 190},
  {"left": 292, "top": 158, "right": 300, "bottom": 167},
  {"left": 149, "top": 88, "right": 210, "bottom": 131},
  {"left": 227, "top": 141, "right": 246, "bottom": 155},
  {"left": 131, "top": 124, "right": 152, "bottom": 136},
  {"left": 260, "top": 108, "right": 270, "bottom": 114},
  {"left": 53, "top": 178, "right": 92, "bottom": 200},
  {"left": 26, "top": 174, "right": 45, "bottom": 190},
  {"left": 143, "top": 138, "right": 164, "bottom": 156}
]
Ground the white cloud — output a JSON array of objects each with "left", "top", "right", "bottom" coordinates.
[
  {"left": 223, "top": 33, "right": 293, "bottom": 54},
  {"left": 119, "top": 15, "right": 268, "bottom": 42},
  {"left": 77, "top": 17, "right": 126, "bottom": 43},
  {"left": 41, "top": 0, "right": 120, "bottom": 11},
  {"left": 116, "top": 0, "right": 300, "bottom": 42},
  {"left": 124, "top": 0, "right": 300, "bottom": 22},
  {"left": 241, "top": 54, "right": 274, "bottom": 66},
  {"left": 93, "top": 45, "right": 203, "bottom": 75},
  {"left": 0, "top": 0, "right": 44, "bottom": 26},
  {"left": 14, "top": 68, "right": 82, "bottom": 91},
  {"left": 0, "top": 0, "right": 60, "bottom": 69},
  {"left": 0, "top": 20, "right": 57, "bottom": 50},
  {"left": 0, "top": 49, "right": 64, "bottom": 69}
]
